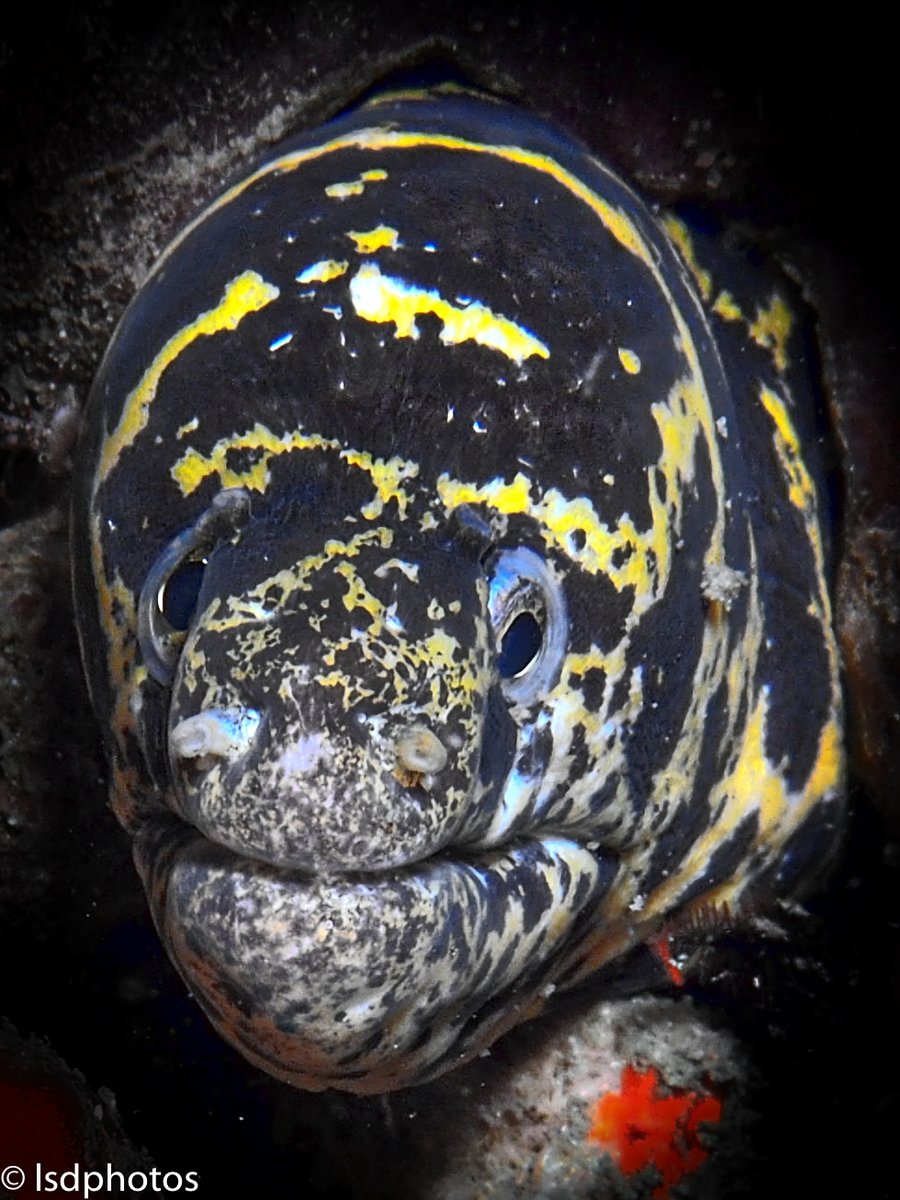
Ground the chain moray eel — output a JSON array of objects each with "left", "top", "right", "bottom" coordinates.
[{"left": 71, "top": 85, "right": 844, "bottom": 1093}]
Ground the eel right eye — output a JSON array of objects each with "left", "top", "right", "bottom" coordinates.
[
  {"left": 160, "top": 559, "right": 207, "bottom": 632},
  {"left": 137, "top": 488, "right": 252, "bottom": 686},
  {"left": 138, "top": 536, "right": 208, "bottom": 687}
]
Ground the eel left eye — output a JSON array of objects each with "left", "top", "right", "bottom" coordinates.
[
  {"left": 498, "top": 610, "right": 544, "bottom": 678},
  {"left": 488, "top": 546, "right": 568, "bottom": 705}
]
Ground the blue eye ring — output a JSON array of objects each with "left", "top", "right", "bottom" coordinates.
[
  {"left": 137, "top": 488, "right": 252, "bottom": 686},
  {"left": 488, "top": 546, "right": 568, "bottom": 706}
]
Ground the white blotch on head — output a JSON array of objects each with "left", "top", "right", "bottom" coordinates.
[{"left": 278, "top": 731, "right": 331, "bottom": 777}]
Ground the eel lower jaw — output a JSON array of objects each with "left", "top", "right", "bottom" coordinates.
[{"left": 133, "top": 813, "right": 618, "bottom": 1093}]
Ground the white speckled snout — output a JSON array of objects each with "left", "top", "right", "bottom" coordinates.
[{"left": 167, "top": 704, "right": 474, "bottom": 875}]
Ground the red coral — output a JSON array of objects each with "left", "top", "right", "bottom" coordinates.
[{"left": 587, "top": 1065, "right": 722, "bottom": 1198}]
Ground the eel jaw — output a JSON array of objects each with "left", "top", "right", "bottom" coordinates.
[{"left": 134, "top": 816, "right": 614, "bottom": 1093}]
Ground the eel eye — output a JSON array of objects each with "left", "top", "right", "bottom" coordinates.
[
  {"left": 138, "top": 543, "right": 205, "bottom": 688},
  {"left": 498, "top": 610, "right": 543, "bottom": 678},
  {"left": 160, "top": 559, "right": 207, "bottom": 631},
  {"left": 138, "top": 488, "right": 251, "bottom": 687},
  {"left": 488, "top": 546, "right": 568, "bottom": 705}
]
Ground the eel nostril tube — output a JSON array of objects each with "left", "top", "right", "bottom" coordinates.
[
  {"left": 171, "top": 708, "right": 261, "bottom": 761},
  {"left": 394, "top": 726, "right": 448, "bottom": 776}
]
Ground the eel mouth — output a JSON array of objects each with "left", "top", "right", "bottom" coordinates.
[{"left": 134, "top": 813, "right": 616, "bottom": 1093}]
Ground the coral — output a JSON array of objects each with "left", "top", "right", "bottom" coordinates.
[{"left": 587, "top": 1064, "right": 722, "bottom": 1198}]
